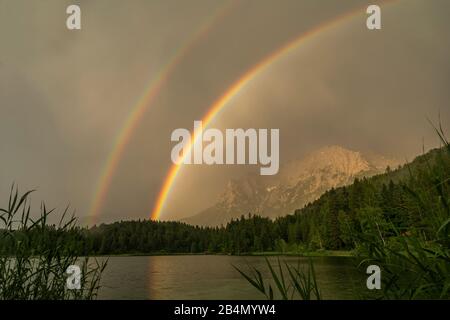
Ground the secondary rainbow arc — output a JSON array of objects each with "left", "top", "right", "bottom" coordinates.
[{"left": 87, "top": 1, "right": 238, "bottom": 225}]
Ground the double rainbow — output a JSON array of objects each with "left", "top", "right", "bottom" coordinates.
[
  {"left": 88, "top": 0, "right": 399, "bottom": 224},
  {"left": 88, "top": 1, "right": 238, "bottom": 225}
]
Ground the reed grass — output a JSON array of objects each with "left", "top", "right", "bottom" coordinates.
[
  {"left": 0, "top": 186, "right": 107, "bottom": 300},
  {"left": 234, "top": 257, "right": 321, "bottom": 300},
  {"left": 355, "top": 122, "right": 450, "bottom": 299}
]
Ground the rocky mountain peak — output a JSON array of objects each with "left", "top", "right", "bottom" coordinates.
[{"left": 183, "top": 146, "right": 400, "bottom": 227}]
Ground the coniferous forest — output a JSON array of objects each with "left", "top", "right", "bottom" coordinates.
[{"left": 2, "top": 145, "right": 448, "bottom": 257}]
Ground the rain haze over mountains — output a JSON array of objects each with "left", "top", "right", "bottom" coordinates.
[{"left": 184, "top": 146, "right": 401, "bottom": 226}]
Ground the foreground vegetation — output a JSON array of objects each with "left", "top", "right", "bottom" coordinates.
[
  {"left": 353, "top": 125, "right": 450, "bottom": 299},
  {"left": 0, "top": 187, "right": 106, "bottom": 299},
  {"left": 234, "top": 258, "right": 322, "bottom": 300}
]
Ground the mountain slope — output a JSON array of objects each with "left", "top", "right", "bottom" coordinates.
[{"left": 183, "top": 146, "right": 399, "bottom": 227}]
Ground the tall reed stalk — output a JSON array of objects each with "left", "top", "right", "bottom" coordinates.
[
  {"left": 234, "top": 257, "right": 321, "bottom": 300},
  {"left": 0, "top": 186, "right": 106, "bottom": 300}
]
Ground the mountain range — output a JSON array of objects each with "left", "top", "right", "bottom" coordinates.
[{"left": 183, "top": 146, "right": 400, "bottom": 227}]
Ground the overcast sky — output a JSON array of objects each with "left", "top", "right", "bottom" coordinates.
[{"left": 1, "top": 0, "right": 449, "bottom": 224}]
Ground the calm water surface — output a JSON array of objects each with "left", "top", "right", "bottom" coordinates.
[{"left": 97, "top": 255, "right": 365, "bottom": 300}]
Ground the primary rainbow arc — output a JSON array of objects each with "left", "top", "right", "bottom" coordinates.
[{"left": 150, "top": 0, "right": 399, "bottom": 221}]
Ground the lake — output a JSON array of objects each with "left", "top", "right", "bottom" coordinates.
[{"left": 96, "top": 255, "right": 366, "bottom": 300}]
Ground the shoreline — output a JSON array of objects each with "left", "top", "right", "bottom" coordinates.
[{"left": 86, "top": 250, "right": 354, "bottom": 258}]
